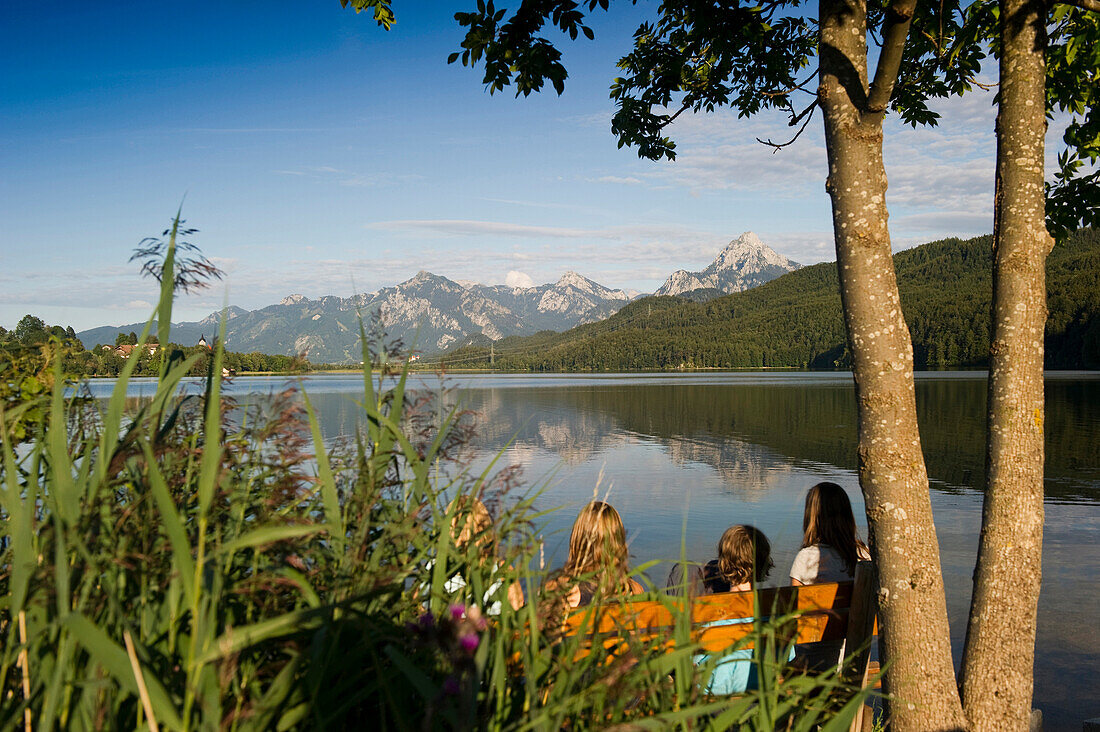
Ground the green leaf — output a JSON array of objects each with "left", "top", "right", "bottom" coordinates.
[
  {"left": 63, "top": 614, "right": 185, "bottom": 730},
  {"left": 301, "top": 390, "right": 343, "bottom": 555},
  {"left": 199, "top": 607, "right": 329, "bottom": 664},
  {"left": 141, "top": 440, "right": 197, "bottom": 605},
  {"left": 219, "top": 524, "right": 325, "bottom": 555}
]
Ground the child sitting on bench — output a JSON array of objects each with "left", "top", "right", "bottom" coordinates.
[{"left": 694, "top": 525, "right": 782, "bottom": 694}]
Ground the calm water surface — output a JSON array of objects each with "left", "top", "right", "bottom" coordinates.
[{"left": 91, "top": 371, "right": 1100, "bottom": 729}]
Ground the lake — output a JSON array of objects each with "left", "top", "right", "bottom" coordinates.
[{"left": 90, "top": 370, "right": 1100, "bottom": 729}]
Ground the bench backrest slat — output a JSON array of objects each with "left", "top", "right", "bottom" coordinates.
[
  {"left": 565, "top": 579, "right": 855, "bottom": 645},
  {"left": 561, "top": 564, "right": 876, "bottom": 732}
]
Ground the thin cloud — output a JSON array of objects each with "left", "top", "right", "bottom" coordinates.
[
  {"left": 367, "top": 220, "right": 606, "bottom": 239},
  {"left": 758, "top": 231, "right": 837, "bottom": 265},
  {"left": 274, "top": 166, "right": 422, "bottom": 187},
  {"left": 893, "top": 211, "right": 993, "bottom": 234},
  {"left": 505, "top": 271, "right": 536, "bottom": 288},
  {"left": 367, "top": 219, "right": 737, "bottom": 248}
]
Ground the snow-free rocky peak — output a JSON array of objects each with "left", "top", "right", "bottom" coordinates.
[
  {"left": 280, "top": 294, "right": 308, "bottom": 306},
  {"left": 553, "top": 271, "right": 628, "bottom": 300},
  {"left": 655, "top": 232, "right": 801, "bottom": 297},
  {"left": 197, "top": 305, "right": 247, "bottom": 327},
  {"left": 556, "top": 271, "right": 596, "bottom": 292},
  {"left": 712, "top": 232, "right": 794, "bottom": 272},
  {"left": 408, "top": 270, "right": 437, "bottom": 284}
]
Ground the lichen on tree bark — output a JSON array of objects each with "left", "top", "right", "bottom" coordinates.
[
  {"left": 958, "top": 0, "right": 1052, "bottom": 727},
  {"left": 819, "top": 0, "right": 969, "bottom": 727}
]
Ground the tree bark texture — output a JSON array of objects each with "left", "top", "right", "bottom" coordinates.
[
  {"left": 818, "top": 0, "right": 968, "bottom": 728},
  {"left": 958, "top": 0, "right": 1050, "bottom": 726}
]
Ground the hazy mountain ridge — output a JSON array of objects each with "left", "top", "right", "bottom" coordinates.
[
  {"left": 77, "top": 270, "right": 633, "bottom": 363},
  {"left": 77, "top": 233, "right": 799, "bottom": 362}
]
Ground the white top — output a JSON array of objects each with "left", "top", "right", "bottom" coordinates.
[
  {"left": 790, "top": 544, "right": 863, "bottom": 584},
  {"left": 444, "top": 572, "right": 506, "bottom": 616},
  {"left": 424, "top": 560, "right": 506, "bottom": 615}
]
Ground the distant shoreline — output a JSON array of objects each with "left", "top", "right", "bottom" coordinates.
[{"left": 79, "top": 365, "right": 1099, "bottom": 380}]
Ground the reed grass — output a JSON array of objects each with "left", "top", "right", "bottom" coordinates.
[{"left": 0, "top": 215, "right": 873, "bottom": 730}]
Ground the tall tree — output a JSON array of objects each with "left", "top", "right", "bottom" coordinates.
[
  {"left": 816, "top": 0, "right": 969, "bottom": 723},
  {"left": 959, "top": 1, "right": 1097, "bottom": 729},
  {"left": 958, "top": 0, "right": 1049, "bottom": 717},
  {"left": 14, "top": 315, "right": 48, "bottom": 345}
]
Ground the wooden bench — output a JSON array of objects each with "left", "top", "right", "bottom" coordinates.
[{"left": 564, "top": 562, "right": 877, "bottom": 732}]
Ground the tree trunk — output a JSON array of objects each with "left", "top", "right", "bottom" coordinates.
[
  {"left": 818, "top": 0, "right": 968, "bottom": 728},
  {"left": 958, "top": 0, "right": 1050, "bottom": 726}
]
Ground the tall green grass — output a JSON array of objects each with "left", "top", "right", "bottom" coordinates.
[{"left": 1, "top": 218, "right": 873, "bottom": 730}]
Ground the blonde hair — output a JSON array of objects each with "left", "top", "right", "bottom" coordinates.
[
  {"left": 801, "top": 482, "right": 868, "bottom": 574},
  {"left": 448, "top": 495, "right": 494, "bottom": 559},
  {"left": 562, "top": 501, "right": 632, "bottom": 593},
  {"left": 716, "top": 525, "right": 774, "bottom": 585}
]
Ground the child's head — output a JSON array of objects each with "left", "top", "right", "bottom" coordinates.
[
  {"left": 448, "top": 495, "right": 494, "bottom": 558},
  {"left": 716, "top": 524, "right": 774, "bottom": 586},
  {"left": 802, "top": 481, "right": 865, "bottom": 571},
  {"left": 563, "top": 501, "right": 630, "bottom": 584}
]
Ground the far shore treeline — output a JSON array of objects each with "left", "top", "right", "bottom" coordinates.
[
  {"left": 0, "top": 325, "right": 310, "bottom": 379},
  {"left": 438, "top": 228, "right": 1100, "bottom": 371}
]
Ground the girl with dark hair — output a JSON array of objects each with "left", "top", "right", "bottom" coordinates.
[{"left": 790, "top": 481, "right": 870, "bottom": 586}]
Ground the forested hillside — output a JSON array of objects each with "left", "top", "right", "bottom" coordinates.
[{"left": 438, "top": 229, "right": 1100, "bottom": 370}]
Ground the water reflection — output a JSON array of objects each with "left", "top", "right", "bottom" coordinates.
[{"left": 290, "top": 372, "right": 1100, "bottom": 503}]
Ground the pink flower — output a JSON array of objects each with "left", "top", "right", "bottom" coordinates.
[
  {"left": 466, "top": 604, "right": 487, "bottom": 630},
  {"left": 459, "top": 633, "right": 480, "bottom": 654},
  {"left": 450, "top": 603, "right": 466, "bottom": 621}
]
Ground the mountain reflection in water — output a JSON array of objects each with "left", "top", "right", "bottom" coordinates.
[{"left": 91, "top": 371, "right": 1100, "bottom": 728}]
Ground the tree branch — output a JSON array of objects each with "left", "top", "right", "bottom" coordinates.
[
  {"left": 867, "top": 0, "right": 920, "bottom": 113},
  {"left": 1053, "top": 0, "right": 1100, "bottom": 12},
  {"left": 657, "top": 101, "right": 694, "bottom": 130},
  {"left": 762, "top": 73, "right": 818, "bottom": 98},
  {"left": 757, "top": 100, "right": 818, "bottom": 149}
]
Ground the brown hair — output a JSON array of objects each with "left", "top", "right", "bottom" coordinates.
[
  {"left": 716, "top": 525, "right": 774, "bottom": 585},
  {"left": 449, "top": 495, "right": 494, "bottom": 559},
  {"left": 562, "top": 501, "right": 632, "bottom": 593},
  {"left": 801, "top": 482, "right": 869, "bottom": 575}
]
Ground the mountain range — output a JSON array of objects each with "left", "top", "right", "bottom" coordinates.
[
  {"left": 77, "top": 232, "right": 798, "bottom": 363},
  {"left": 437, "top": 228, "right": 1100, "bottom": 371}
]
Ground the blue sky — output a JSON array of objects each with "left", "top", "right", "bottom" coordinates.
[{"left": 0, "top": 1, "right": 1047, "bottom": 331}]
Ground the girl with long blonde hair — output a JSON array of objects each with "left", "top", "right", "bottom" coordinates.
[
  {"left": 434, "top": 495, "right": 524, "bottom": 614},
  {"left": 550, "top": 501, "right": 644, "bottom": 609}
]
